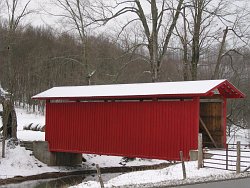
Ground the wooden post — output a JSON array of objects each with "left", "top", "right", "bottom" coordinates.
[
  {"left": 236, "top": 141, "right": 241, "bottom": 174},
  {"left": 180, "top": 151, "right": 186, "bottom": 179},
  {"left": 96, "top": 164, "right": 104, "bottom": 188},
  {"left": 198, "top": 133, "right": 203, "bottom": 169},
  {"left": 226, "top": 144, "right": 228, "bottom": 170}
]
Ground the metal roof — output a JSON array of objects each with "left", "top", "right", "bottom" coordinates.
[{"left": 32, "top": 79, "right": 245, "bottom": 100}]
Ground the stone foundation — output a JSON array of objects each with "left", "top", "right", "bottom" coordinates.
[{"left": 33, "top": 141, "right": 82, "bottom": 166}]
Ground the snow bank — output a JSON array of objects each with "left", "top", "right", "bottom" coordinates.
[
  {"left": 17, "top": 130, "right": 45, "bottom": 141},
  {"left": 107, "top": 161, "right": 230, "bottom": 186},
  {"left": 0, "top": 143, "right": 57, "bottom": 178},
  {"left": 71, "top": 161, "right": 232, "bottom": 188},
  {"left": 83, "top": 154, "right": 166, "bottom": 168}
]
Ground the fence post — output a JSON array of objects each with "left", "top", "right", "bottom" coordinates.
[
  {"left": 226, "top": 144, "right": 228, "bottom": 170},
  {"left": 180, "top": 151, "right": 186, "bottom": 179},
  {"left": 198, "top": 133, "right": 203, "bottom": 169},
  {"left": 96, "top": 164, "right": 104, "bottom": 188},
  {"left": 236, "top": 141, "right": 241, "bottom": 174}
]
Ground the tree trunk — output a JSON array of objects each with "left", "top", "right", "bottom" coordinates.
[
  {"left": 211, "top": 27, "right": 228, "bottom": 80},
  {"left": 2, "top": 99, "right": 17, "bottom": 139},
  {"left": 190, "top": 0, "right": 203, "bottom": 81},
  {"left": 182, "top": 6, "right": 189, "bottom": 81}
]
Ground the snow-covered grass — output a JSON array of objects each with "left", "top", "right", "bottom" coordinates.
[
  {"left": 107, "top": 161, "right": 224, "bottom": 186},
  {"left": 83, "top": 154, "right": 166, "bottom": 168},
  {"left": 0, "top": 143, "right": 58, "bottom": 179},
  {"left": 70, "top": 161, "right": 233, "bottom": 188}
]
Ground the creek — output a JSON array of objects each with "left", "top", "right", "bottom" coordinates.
[{"left": 1, "top": 172, "right": 122, "bottom": 188}]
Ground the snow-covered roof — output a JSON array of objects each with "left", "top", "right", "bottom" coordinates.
[{"left": 32, "top": 79, "right": 245, "bottom": 100}]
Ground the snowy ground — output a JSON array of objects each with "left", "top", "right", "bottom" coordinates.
[
  {"left": 70, "top": 161, "right": 233, "bottom": 188},
  {"left": 0, "top": 144, "right": 59, "bottom": 179},
  {"left": 0, "top": 106, "right": 250, "bottom": 187},
  {"left": 227, "top": 126, "right": 250, "bottom": 145},
  {"left": 0, "top": 107, "right": 45, "bottom": 141},
  {"left": 0, "top": 107, "right": 70, "bottom": 179},
  {"left": 15, "top": 108, "right": 45, "bottom": 141}
]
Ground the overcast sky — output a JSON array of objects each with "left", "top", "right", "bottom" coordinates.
[
  {"left": 1, "top": 1, "right": 248, "bottom": 28},
  {"left": 1, "top": 0, "right": 249, "bottom": 47}
]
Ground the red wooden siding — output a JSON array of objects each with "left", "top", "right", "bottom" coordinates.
[{"left": 46, "top": 100, "right": 199, "bottom": 160}]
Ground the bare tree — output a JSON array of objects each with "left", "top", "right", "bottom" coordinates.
[
  {"left": 174, "top": 0, "right": 243, "bottom": 80},
  {"left": 1, "top": 0, "right": 32, "bottom": 156},
  {"left": 95, "top": 0, "right": 184, "bottom": 82},
  {"left": 174, "top": 6, "right": 189, "bottom": 80},
  {"left": 211, "top": 26, "right": 228, "bottom": 79},
  {"left": 212, "top": 21, "right": 250, "bottom": 80},
  {"left": 50, "top": 0, "right": 97, "bottom": 85},
  {"left": 5, "top": 0, "right": 33, "bottom": 94}
]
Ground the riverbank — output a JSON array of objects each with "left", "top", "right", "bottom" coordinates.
[
  {"left": 71, "top": 168, "right": 250, "bottom": 188},
  {"left": 71, "top": 161, "right": 236, "bottom": 187},
  {"left": 0, "top": 162, "right": 170, "bottom": 186}
]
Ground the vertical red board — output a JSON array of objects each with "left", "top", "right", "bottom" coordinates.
[{"left": 46, "top": 100, "right": 199, "bottom": 160}]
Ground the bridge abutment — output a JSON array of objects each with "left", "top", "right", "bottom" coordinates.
[{"left": 33, "top": 141, "right": 82, "bottom": 166}]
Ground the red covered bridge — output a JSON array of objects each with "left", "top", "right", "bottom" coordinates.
[{"left": 32, "top": 80, "right": 245, "bottom": 161}]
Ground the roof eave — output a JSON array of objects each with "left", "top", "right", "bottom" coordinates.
[
  {"left": 32, "top": 93, "right": 207, "bottom": 101},
  {"left": 204, "top": 80, "right": 245, "bottom": 99}
]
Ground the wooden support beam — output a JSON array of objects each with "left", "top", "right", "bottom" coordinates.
[{"left": 199, "top": 117, "right": 218, "bottom": 148}]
